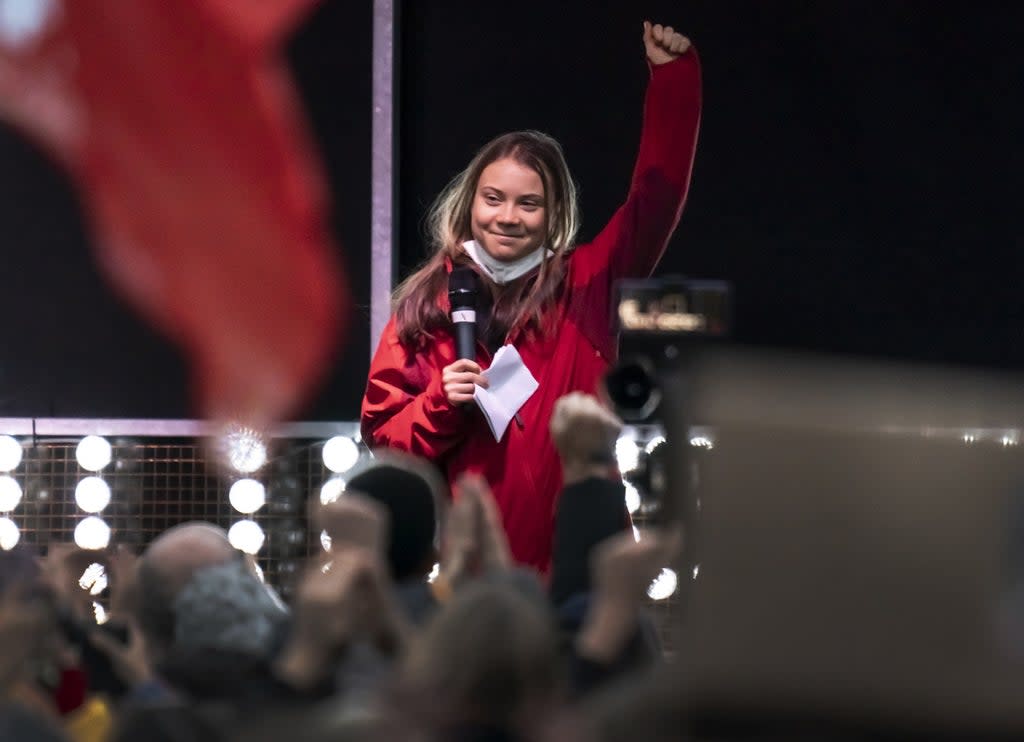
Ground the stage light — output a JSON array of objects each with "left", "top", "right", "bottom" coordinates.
[
  {"left": 0, "top": 517, "right": 19, "bottom": 550},
  {"left": 644, "top": 435, "right": 666, "bottom": 454},
  {"left": 692, "top": 564, "right": 700, "bottom": 579},
  {"left": 93, "top": 602, "right": 109, "bottom": 625},
  {"left": 322, "top": 436, "right": 359, "bottom": 473},
  {"left": 222, "top": 427, "right": 267, "bottom": 473},
  {"left": 319, "top": 476, "right": 345, "bottom": 505},
  {"left": 647, "top": 568, "right": 678, "bottom": 600},
  {"left": 78, "top": 563, "right": 108, "bottom": 596},
  {"left": 75, "top": 477, "right": 111, "bottom": 513},
  {"left": 77, "top": 436, "right": 112, "bottom": 471},
  {"left": 427, "top": 562, "right": 440, "bottom": 583},
  {"left": 228, "top": 519, "right": 264, "bottom": 554},
  {"left": 689, "top": 435, "right": 714, "bottom": 449},
  {"left": 0, "top": 476, "right": 21, "bottom": 511},
  {"left": 229, "top": 479, "right": 266, "bottom": 514},
  {"left": 75, "top": 516, "right": 111, "bottom": 550},
  {"left": 0, "top": 435, "right": 23, "bottom": 471},
  {"left": 320, "top": 530, "right": 331, "bottom": 552},
  {"left": 616, "top": 437, "right": 640, "bottom": 474},
  {"left": 0, "top": 0, "right": 58, "bottom": 49},
  {"left": 624, "top": 481, "right": 641, "bottom": 514}
]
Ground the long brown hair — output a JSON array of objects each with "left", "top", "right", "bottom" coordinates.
[{"left": 393, "top": 130, "right": 580, "bottom": 349}]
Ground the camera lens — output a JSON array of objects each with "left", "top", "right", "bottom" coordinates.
[{"left": 604, "top": 358, "right": 661, "bottom": 421}]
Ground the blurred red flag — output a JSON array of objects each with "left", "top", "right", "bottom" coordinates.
[{"left": 0, "top": 0, "right": 346, "bottom": 429}]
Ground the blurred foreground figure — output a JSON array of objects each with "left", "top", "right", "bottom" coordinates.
[{"left": 0, "top": 0, "right": 346, "bottom": 428}]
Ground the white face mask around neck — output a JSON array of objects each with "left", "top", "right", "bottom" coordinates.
[{"left": 461, "top": 240, "right": 552, "bottom": 285}]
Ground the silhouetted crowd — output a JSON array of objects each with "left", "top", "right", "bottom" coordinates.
[{"left": 0, "top": 393, "right": 681, "bottom": 742}]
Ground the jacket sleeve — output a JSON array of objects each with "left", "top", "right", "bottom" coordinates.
[
  {"left": 570, "top": 51, "right": 702, "bottom": 354},
  {"left": 360, "top": 317, "right": 468, "bottom": 460}
]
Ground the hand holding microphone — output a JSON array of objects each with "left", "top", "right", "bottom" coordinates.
[
  {"left": 442, "top": 360, "right": 488, "bottom": 405},
  {"left": 444, "top": 266, "right": 488, "bottom": 406}
]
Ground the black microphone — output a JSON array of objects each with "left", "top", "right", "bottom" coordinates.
[{"left": 448, "top": 266, "right": 479, "bottom": 360}]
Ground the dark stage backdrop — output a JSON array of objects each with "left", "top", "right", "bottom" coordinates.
[
  {"left": 400, "top": 1, "right": 1024, "bottom": 365},
  {"left": 0, "top": 1, "right": 1021, "bottom": 421}
]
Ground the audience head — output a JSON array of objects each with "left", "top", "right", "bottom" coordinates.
[
  {"left": 134, "top": 522, "right": 244, "bottom": 662},
  {"left": 397, "top": 580, "right": 563, "bottom": 738},
  {"left": 345, "top": 453, "right": 446, "bottom": 582}
]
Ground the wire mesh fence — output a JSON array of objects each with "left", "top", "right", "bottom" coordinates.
[{"left": 0, "top": 420, "right": 682, "bottom": 643}]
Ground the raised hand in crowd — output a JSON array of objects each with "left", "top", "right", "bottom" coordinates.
[
  {"left": 549, "top": 392, "right": 623, "bottom": 485},
  {"left": 575, "top": 527, "right": 681, "bottom": 665},
  {"left": 104, "top": 545, "right": 139, "bottom": 622},
  {"left": 274, "top": 549, "right": 378, "bottom": 692},
  {"left": 39, "top": 543, "right": 95, "bottom": 623},
  {"left": 440, "top": 472, "right": 512, "bottom": 591},
  {"left": 88, "top": 617, "right": 152, "bottom": 689},
  {"left": 314, "top": 491, "right": 390, "bottom": 561},
  {"left": 277, "top": 494, "right": 409, "bottom": 692}
]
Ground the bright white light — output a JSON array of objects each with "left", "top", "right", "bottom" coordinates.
[
  {"left": 228, "top": 519, "right": 264, "bottom": 555},
  {"left": 427, "top": 562, "right": 440, "bottom": 583},
  {"left": 74, "top": 516, "right": 111, "bottom": 550},
  {"left": 624, "top": 482, "right": 641, "bottom": 514},
  {"left": 228, "top": 479, "right": 266, "bottom": 514},
  {"left": 0, "top": 435, "right": 23, "bottom": 471},
  {"left": 692, "top": 564, "right": 700, "bottom": 579},
  {"left": 320, "top": 529, "right": 332, "bottom": 552},
  {"left": 223, "top": 428, "right": 267, "bottom": 473},
  {"left": 0, "top": 517, "right": 19, "bottom": 550},
  {"left": 963, "top": 433, "right": 977, "bottom": 444},
  {"left": 1002, "top": 434, "right": 1018, "bottom": 447},
  {"left": 0, "top": 0, "right": 58, "bottom": 50},
  {"left": 76, "top": 436, "right": 112, "bottom": 471},
  {"left": 632, "top": 525, "right": 641, "bottom": 543},
  {"left": 322, "top": 436, "right": 360, "bottom": 474},
  {"left": 92, "top": 601, "right": 109, "bottom": 625},
  {"left": 648, "top": 568, "right": 678, "bottom": 600},
  {"left": 644, "top": 435, "right": 666, "bottom": 454},
  {"left": 320, "top": 560, "right": 333, "bottom": 574},
  {"left": 319, "top": 477, "right": 346, "bottom": 505},
  {"left": 616, "top": 437, "right": 640, "bottom": 473},
  {"left": 0, "top": 476, "right": 22, "bottom": 511},
  {"left": 251, "top": 560, "right": 265, "bottom": 584},
  {"left": 75, "top": 477, "right": 111, "bottom": 513},
  {"left": 689, "top": 435, "right": 714, "bottom": 449},
  {"left": 78, "top": 563, "right": 108, "bottom": 595}
]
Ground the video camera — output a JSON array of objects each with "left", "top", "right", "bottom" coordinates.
[{"left": 605, "top": 277, "right": 731, "bottom": 423}]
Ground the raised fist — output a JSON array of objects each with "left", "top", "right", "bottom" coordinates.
[{"left": 643, "top": 21, "right": 691, "bottom": 66}]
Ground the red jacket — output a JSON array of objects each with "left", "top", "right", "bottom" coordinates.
[{"left": 361, "top": 53, "right": 702, "bottom": 572}]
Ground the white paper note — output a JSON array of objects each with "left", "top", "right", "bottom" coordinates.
[{"left": 473, "top": 345, "right": 539, "bottom": 442}]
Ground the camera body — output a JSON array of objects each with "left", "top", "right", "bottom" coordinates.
[
  {"left": 602, "top": 277, "right": 729, "bottom": 524},
  {"left": 606, "top": 276, "right": 731, "bottom": 423}
]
